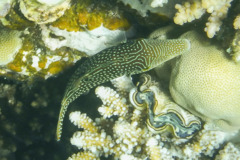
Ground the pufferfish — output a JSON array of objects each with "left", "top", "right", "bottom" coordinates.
[{"left": 56, "top": 38, "right": 190, "bottom": 141}]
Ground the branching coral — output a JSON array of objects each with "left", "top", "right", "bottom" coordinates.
[
  {"left": 95, "top": 86, "right": 129, "bottom": 118},
  {"left": 68, "top": 151, "right": 99, "bottom": 160},
  {"left": 150, "top": 0, "right": 169, "bottom": 8},
  {"left": 215, "top": 142, "right": 240, "bottom": 159},
  {"left": 0, "top": 79, "right": 69, "bottom": 159},
  {"left": 68, "top": 77, "right": 154, "bottom": 159},
  {"left": 174, "top": 1, "right": 205, "bottom": 25},
  {"left": 183, "top": 123, "right": 237, "bottom": 158},
  {"left": 174, "top": 0, "right": 234, "bottom": 38}
]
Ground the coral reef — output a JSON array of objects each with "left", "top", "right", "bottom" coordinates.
[
  {"left": 68, "top": 75, "right": 239, "bottom": 159},
  {"left": 0, "top": 0, "right": 131, "bottom": 81},
  {"left": 119, "top": 0, "right": 240, "bottom": 62},
  {"left": 1, "top": 0, "right": 240, "bottom": 159}
]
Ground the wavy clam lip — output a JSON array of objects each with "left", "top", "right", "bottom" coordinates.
[
  {"left": 129, "top": 74, "right": 201, "bottom": 139},
  {"left": 19, "top": 0, "right": 71, "bottom": 24}
]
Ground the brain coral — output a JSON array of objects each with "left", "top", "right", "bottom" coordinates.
[
  {"left": 0, "top": 28, "right": 22, "bottom": 65},
  {"left": 169, "top": 31, "right": 240, "bottom": 131}
]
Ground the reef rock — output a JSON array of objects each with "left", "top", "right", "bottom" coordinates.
[{"left": 19, "top": 0, "right": 71, "bottom": 24}]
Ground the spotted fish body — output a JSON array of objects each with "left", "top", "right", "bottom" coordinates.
[{"left": 56, "top": 38, "right": 190, "bottom": 141}]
